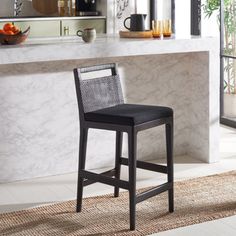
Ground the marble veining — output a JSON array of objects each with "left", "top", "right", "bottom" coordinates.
[{"left": 0, "top": 36, "right": 220, "bottom": 182}]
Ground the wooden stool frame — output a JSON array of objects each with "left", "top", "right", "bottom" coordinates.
[{"left": 74, "top": 64, "right": 174, "bottom": 231}]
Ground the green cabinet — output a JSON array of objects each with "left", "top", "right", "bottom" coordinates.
[
  {"left": 15, "top": 21, "right": 61, "bottom": 37},
  {"left": 0, "top": 18, "right": 106, "bottom": 38},
  {"left": 61, "top": 19, "right": 106, "bottom": 36}
]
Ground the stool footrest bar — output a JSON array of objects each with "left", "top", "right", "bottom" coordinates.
[
  {"left": 136, "top": 182, "right": 172, "bottom": 204},
  {"left": 120, "top": 157, "right": 168, "bottom": 174},
  {"left": 81, "top": 170, "right": 129, "bottom": 189},
  {"left": 83, "top": 169, "right": 116, "bottom": 187}
]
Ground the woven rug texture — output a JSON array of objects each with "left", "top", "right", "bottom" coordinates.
[{"left": 0, "top": 171, "right": 235, "bottom": 236}]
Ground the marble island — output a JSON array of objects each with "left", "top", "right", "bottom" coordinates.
[{"left": 0, "top": 36, "right": 220, "bottom": 182}]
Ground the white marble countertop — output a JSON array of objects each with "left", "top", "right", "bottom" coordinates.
[{"left": 0, "top": 35, "right": 219, "bottom": 65}]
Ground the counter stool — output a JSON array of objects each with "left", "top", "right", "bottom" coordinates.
[{"left": 73, "top": 63, "right": 174, "bottom": 231}]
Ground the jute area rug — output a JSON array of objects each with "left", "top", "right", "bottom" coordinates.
[{"left": 0, "top": 171, "right": 236, "bottom": 236}]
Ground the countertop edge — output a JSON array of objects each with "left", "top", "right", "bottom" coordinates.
[{"left": 0, "top": 36, "right": 219, "bottom": 65}]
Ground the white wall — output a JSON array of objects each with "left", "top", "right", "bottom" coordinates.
[
  {"left": 175, "top": 0, "right": 190, "bottom": 37},
  {"left": 0, "top": 0, "right": 13, "bottom": 17}
]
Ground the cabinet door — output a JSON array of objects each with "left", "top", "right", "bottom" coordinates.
[
  {"left": 0, "top": 23, "right": 5, "bottom": 29},
  {"left": 61, "top": 19, "right": 106, "bottom": 36},
  {"left": 15, "top": 20, "right": 60, "bottom": 37}
]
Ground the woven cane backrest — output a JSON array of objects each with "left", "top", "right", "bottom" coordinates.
[{"left": 74, "top": 63, "right": 124, "bottom": 114}]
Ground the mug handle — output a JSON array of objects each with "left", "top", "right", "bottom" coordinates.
[
  {"left": 77, "top": 30, "right": 83, "bottom": 37},
  {"left": 124, "top": 17, "right": 131, "bottom": 30}
]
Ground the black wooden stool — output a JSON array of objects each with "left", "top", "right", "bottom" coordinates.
[{"left": 73, "top": 63, "right": 174, "bottom": 230}]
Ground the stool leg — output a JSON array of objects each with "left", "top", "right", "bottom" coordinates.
[
  {"left": 166, "top": 120, "right": 174, "bottom": 213},
  {"left": 128, "top": 130, "right": 137, "bottom": 231},
  {"left": 114, "top": 131, "right": 123, "bottom": 197},
  {"left": 76, "top": 127, "right": 88, "bottom": 213}
]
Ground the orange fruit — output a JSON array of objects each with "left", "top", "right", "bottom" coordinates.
[
  {"left": 11, "top": 25, "right": 20, "bottom": 34},
  {"left": 3, "top": 23, "right": 14, "bottom": 32},
  {"left": 0, "top": 29, "right": 5, "bottom": 34},
  {"left": 4, "top": 30, "right": 14, "bottom": 35},
  {"left": 13, "top": 30, "right": 20, "bottom": 35}
]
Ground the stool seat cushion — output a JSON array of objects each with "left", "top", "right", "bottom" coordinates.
[{"left": 84, "top": 104, "right": 173, "bottom": 126}]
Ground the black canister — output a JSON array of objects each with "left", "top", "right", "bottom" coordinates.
[{"left": 124, "top": 14, "right": 147, "bottom": 32}]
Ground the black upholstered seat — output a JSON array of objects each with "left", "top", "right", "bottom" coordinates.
[{"left": 85, "top": 104, "right": 173, "bottom": 126}]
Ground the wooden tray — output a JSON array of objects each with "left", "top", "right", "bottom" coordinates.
[
  {"left": 32, "top": 0, "right": 58, "bottom": 15},
  {"left": 119, "top": 30, "right": 153, "bottom": 38}
]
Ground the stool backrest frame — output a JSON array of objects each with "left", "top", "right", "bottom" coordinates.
[{"left": 74, "top": 63, "right": 124, "bottom": 124}]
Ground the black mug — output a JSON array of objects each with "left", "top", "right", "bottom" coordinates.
[{"left": 124, "top": 14, "right": 147, "bottom": 31}]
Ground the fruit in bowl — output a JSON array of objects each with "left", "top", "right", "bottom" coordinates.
[{"left": 0, "top": 23, "right": 30, "bottom": 45}]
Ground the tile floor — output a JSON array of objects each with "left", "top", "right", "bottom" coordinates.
[{"left": 0, "top": 126, "right": 235, "bottom": 235}]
